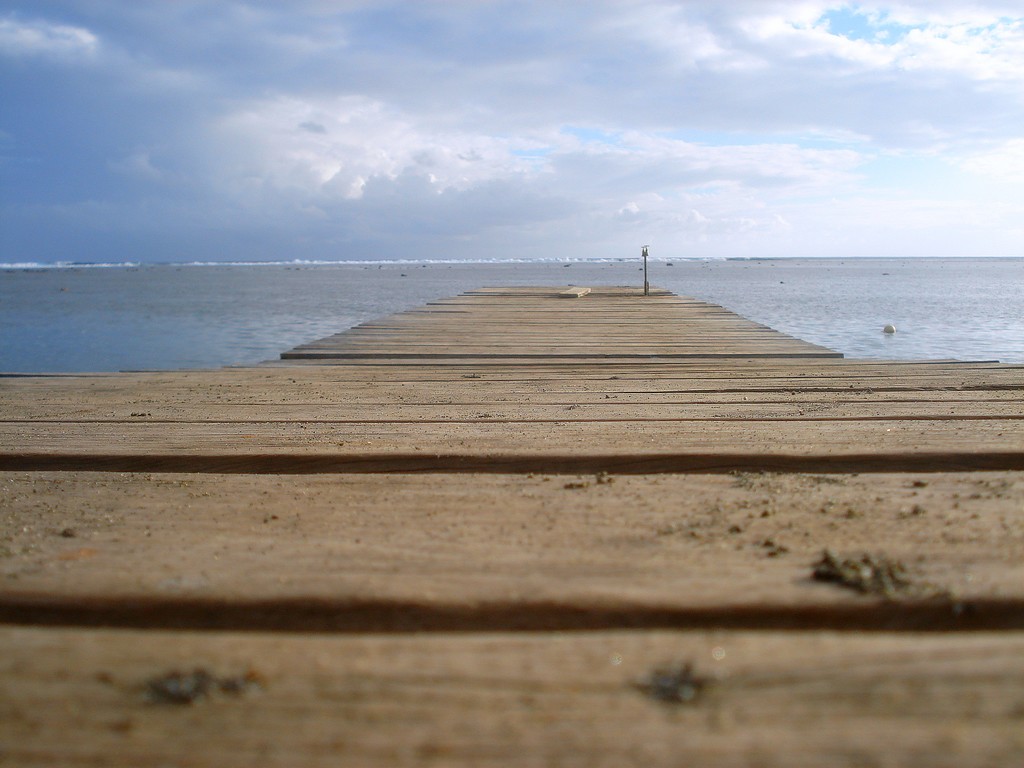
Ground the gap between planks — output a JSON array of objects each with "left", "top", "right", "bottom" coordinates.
[
  {"left": 2, "top": 594, "right": 1023, "bottom": 634},
  {"left": 4, "top": 451, "right": 1024, "bottom": 474}
]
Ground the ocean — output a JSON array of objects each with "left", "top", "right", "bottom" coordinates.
[{"left": 1, "top": 258, "right": 1022, "bottom": 373}]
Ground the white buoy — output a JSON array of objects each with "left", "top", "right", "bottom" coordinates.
[{"left": 883, "top": 324, "right": 896, "bottom": 334}]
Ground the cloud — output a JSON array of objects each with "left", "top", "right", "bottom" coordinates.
[
  {"left": 108, "top": 151, "right": 164, "bottom": 181},
  {"left": 959, "top": 138, "right": 1024, "bottom": 181},
  {"left": 197, "top": 88, "right": 869, "bottom": 247},
  {"left": 3, "top": 1, "right": 1024, "bottom": 262},
  {"left": 0, "top": 15, "right": 98, "bottom": 59},
  {"left": 208, "top": 94, "right": 554, "bottom": 202}
]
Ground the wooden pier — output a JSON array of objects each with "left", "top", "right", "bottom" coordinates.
[{"left": 2, "top": 286, "right": 1023, "bottom": 766}]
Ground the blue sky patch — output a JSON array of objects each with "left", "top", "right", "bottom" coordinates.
[
  {"left": 820, "top": 6, "right": 918, "bottom": 44},
  {"left": 561, "top": 126, "right": 624, "bottom": 146}
]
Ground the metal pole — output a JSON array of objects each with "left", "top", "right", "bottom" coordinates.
[{"left": 642, "top": 245, "right": 649, "bottom": 295}]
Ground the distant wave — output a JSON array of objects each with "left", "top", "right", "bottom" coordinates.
[
  {"left": 1, "top": 256, "right": 720, "bottom": 270},
  {"left": 0, "top": 261, "right": 143, "bottom": 270}
]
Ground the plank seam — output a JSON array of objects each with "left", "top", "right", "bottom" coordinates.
[
  {"left": 1, "top": 594, "right": 1020, "bottom": 633},
  {"left": 3, "top": 451, "right": 1024, "bottom": 474}
]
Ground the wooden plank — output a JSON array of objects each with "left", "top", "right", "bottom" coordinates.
[
  {"left": 2, "top": 626, "right": 1022, "bottom": 767},
  {"left": 4, "top": 395, "right": 1024, "bottom": 420},
  {"left": 2, "top": 471, "right": 1022, "bottom": 627},
  {"left": 3, "top": 420, "right": 1024, "bottom": 470},
  {"left": 4, "top": 361, "right": 1020, "bottom": 415}
]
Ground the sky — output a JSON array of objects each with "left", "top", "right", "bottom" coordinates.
[{"left": 2, "top": 1, "right": 1024, "bottom": 263}]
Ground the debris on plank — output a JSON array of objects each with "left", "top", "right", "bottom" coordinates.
[
  {"left": 144, "top": 667, "right": 264, "bottom": 705},
  {"left": 632, "top": 661, "right": 710, "bottom": 705},
  {"left": 812, "top": 549, "right": 913, "bottom": 598}
]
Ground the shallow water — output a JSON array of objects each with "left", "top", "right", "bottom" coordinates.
[{"left": 1, "top": 258, "right": 1021, "bottom": 372}]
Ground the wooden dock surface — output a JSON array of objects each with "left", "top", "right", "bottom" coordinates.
[
  {"left": 2, "top": 286, "right": 1023, "bottom": 766},
  {"left": 281, "top": 285, "right": 844, "bottom": 360}
]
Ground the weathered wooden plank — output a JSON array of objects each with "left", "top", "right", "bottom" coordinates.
[
  {"left": 2, "top": 471, "right": 1022, "bottom": 627},
  {"left": 2, "top": 407, "right": 1023, "bottom": 427},
  {"left": 2, "top": 626, "right": 1022, "bottom": 767},
  {"left": 4, "top": 361, "right": 1019, "bottom": 406},
  {"left": 3, "top": 420, "right": 1023, "bottom": 467},
  {"left": 5, "top": 399, "right": 1024, "bottom": 421}
]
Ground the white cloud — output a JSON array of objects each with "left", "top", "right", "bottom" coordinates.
[
  {"left": 109, "top": 151, "right": 164, "bottom": 181},
  {"left": 203, "top": 89, "right": 870, "bottom": 234},
  {"left": 738, "top": 8, "right": 894, "bottom": 69},
  {"left": 959, "top": 139, "right": 1024, "bottom": 181},
  {"left": 0, "top": 16, "right": 97, "bottom": 59},
  {"left": 210, "top": 95, "right": 547, "bottom": 201},
  {"left": 611, "top": 1, "right": 1024, "bottom": 83}
]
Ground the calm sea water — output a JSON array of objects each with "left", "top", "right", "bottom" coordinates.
[{"left": 1, "top": 258, "right": 1022, "bottom": 372}]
